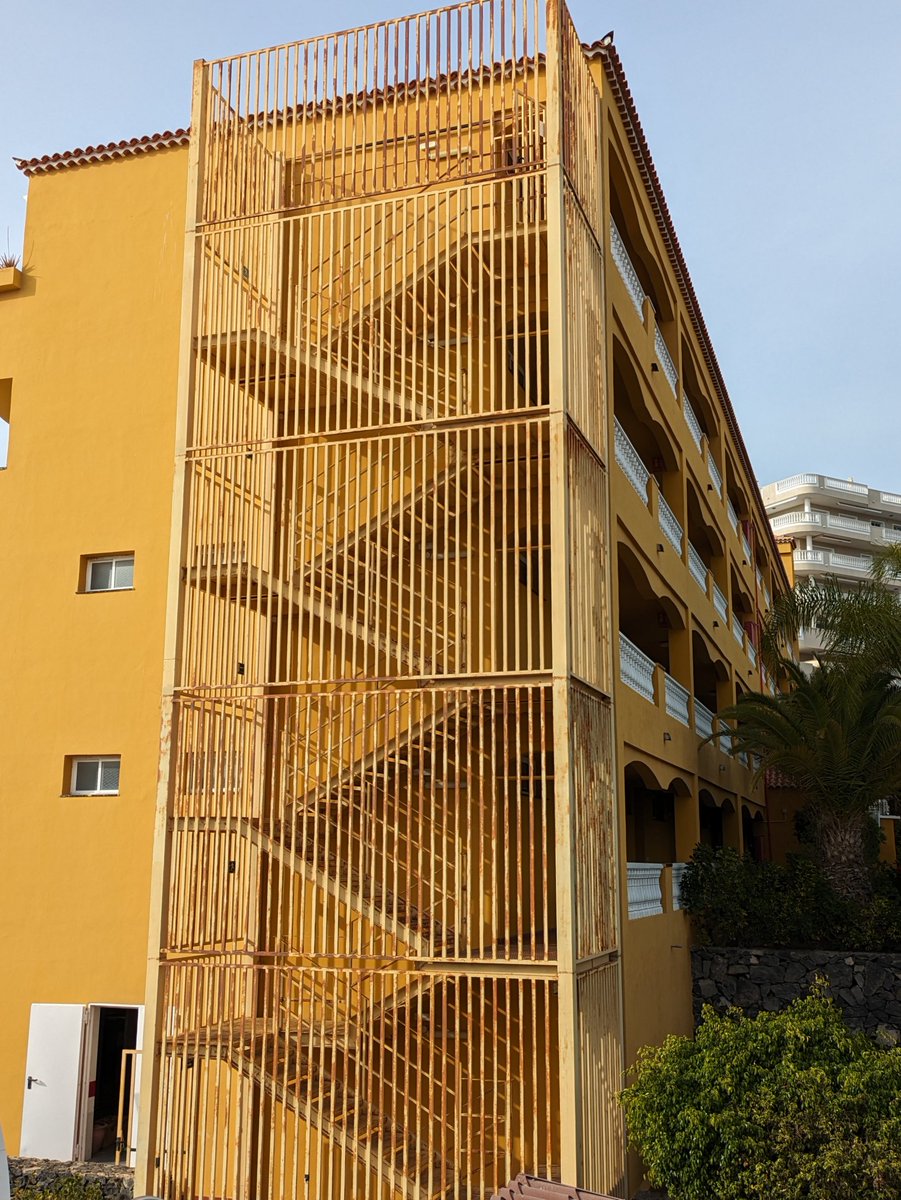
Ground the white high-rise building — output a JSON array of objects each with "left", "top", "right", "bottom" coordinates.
[{"left": 761, "top": 473, "right": 901, "bottom": 662}]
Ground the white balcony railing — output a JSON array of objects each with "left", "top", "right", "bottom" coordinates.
[
  {"left": 775, "top": 472, "right": 819, "bottom": 492},
  {"left": 664, "top": 673, "right": 691, "bottom": 726},
  {"left": 713, "top": 581, "right": 728, "bottom": 621},
  {"left": 727, "top": 497, "right": 739, "bottom": 533},
  {"left": 707, "top": 450, "right": 723, "bottom": 498},
  {"left": 826, "top": 512, "right": 870, "bottom": 534},
  {"left": 693, "top": 698, "right": 715, "bottom": 740},
  {"left": 831, "top": 551, "right": 872, "bottom": 572},
  {"left": 658, "top": 494, "right": 683, "bottom": 553},
  {"left": 793, "top": 547, "right": 872, "bottom": 573},
  {"left": 748, "top": 640, "right": 758, "bottom": 667},
  {"left": 794, "top": 548, "right": 826, "bottom": 565},
  {"left": 614, "top": 418, "right": 650, "bottom": 503},
  {"left": 741, "top": 529, "right": 752, "bottom": 561},
  {"left": 671, "top": 862, "right": 688, "bottom": 911},
  {"left": 627, "top": 862, "right": 664, "bottom": 919},
  {"left": 884, "top": 528, "right": 901, "bottom": 545},
  {"left": 825, "top": 476, "right": 868, "bottom": 496},
  {"left": 610, "top": 220, "right": 646, "bottom": 319},
  {"left": 770, "top": 509, "right": 822, "bottom": 530},
  {"left": 619, "top": 632, "right": 656, "bottom": 702},
  {"left": 688, "top": 542, "right": 709, "bottom": 592},
  {"left": 755, "top": 566, "right": 764, "bottom": 591},
  {"left": 654, "top": 327, "right": 677, "bottom": 394},
  {"left": 731, "top": 612, "right": 744, "bottom": 647},
  {"left": 881, "top": 492, "right": 901, "bottom": 508},
  {"left": 682, "top": 394, "right": 703, "bottom": 451}
]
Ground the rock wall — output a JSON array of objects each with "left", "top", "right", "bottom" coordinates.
[
  {"left": 692, "top": 947, "right": 901, "bottom": 1043},
  {"left": 8, "top": 1159, "right": 134, "bottom": 1199}
]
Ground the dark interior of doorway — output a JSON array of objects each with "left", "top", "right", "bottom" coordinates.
[{"left": 91, "top": 1007, "right": 138, "bottom": 1162}]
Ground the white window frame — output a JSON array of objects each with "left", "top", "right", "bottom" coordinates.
[
  {"left": 70, "top": 756, "right": 121, "bottom": 796},
  {"left": 85, "top": 555, "right": 134, "bottom": 592}
]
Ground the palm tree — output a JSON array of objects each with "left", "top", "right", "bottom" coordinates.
[
  {"left": 714, "top": 663, "right": 901, "bottom": 900},
  {"left": 714, "top": 547, "right": 901, "bottom": 901},
  {"left": 762, "top": 545, "right": 901, "bottom": 678}
]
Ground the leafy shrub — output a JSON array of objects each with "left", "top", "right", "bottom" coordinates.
[
  {"left": 14, "top": 1178, "right": 105, "bottom": 1200},
  {"left": 681, "top": 844, "right": 901, "bottom": 951},
  {"left": 620, "top": 988, "right": 901, "bottom": 1200}
]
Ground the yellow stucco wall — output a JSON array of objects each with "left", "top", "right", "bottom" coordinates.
[{"left": 0, "top": 145, "right": 187, "bottom": 1151}]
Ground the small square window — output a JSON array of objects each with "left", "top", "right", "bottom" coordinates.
[
  {"left": 86, "top": 555, "right": 135, "bottom": 592},
  {"left": 70, "top": 756, "right": 121, "bottom": 795}
]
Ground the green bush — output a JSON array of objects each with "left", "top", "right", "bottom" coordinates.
[
  {"left": 13, "top": 1178, "right": 105, "bottom": 1200},
  {"left": 681, "top": 844, "right": 901, "bottom": 951},
  {"left": 620, "top": 988, "right": 901, "bottom": 1200}
]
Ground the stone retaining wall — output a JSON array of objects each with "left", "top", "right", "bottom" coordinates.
[
  {"left": 8, "top": 1159, "right": 134, "bottom": 1199},
  {"left": 692, "top": 947, "right": 901, "bottom": 1042}
]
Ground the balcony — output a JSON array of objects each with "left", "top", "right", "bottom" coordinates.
[
  {"left": 664, "top": 674, "right": 691, "bottom": 726},
  {"left": 682, "top": 394, "right": 703, "bottom": 451},
  {"left": 688, "top": 542, "right": 709, "bottom": 592},
  {"left": 658, "top": 493, "right": 683, "bottom": 554},
  {"left": 610, "top": 219, "right": 646, "bottom": 319},
  {"left": 771, "top": 509, "right": 872, "bottom": 540},
  {"left": 654, "top": 327, "right": 677, "bottom": 394},
  {"left": 740, "top": 529, "right": 752, "bottom": 561},
  {"left": 731, "top": 612, "right": 744, "bottom": 647},
  {"left": 707, "top": 450, "right": 723, "bottom": 498},
  {"left": 712, "top": 580, "right": 729, "bottom": 621},
  {"left": 627, "top": 862, "right": 664, "bottom": 919},
  {"left": 793, "top": 547, "right": 872, "bottom": 575},
  {"left": 614, "top": 418, "right": 650, "bottom": 503},
  {"left": 693, "top": 698, "right": 716, "bottom": 740},
  {"left": 671, "top": 862, "right": 688, "bottom": 911},
  {"left": 726, "top": 497, "right": 739, "bottom": 534},
  {"left": 769, "top": 472, "right": 887, "bottom": 510},
  {"left": 619, "top": 632, "right": 656, "bottom": 702},
  {"left": 774, "top": 473, "right": 819, "bottom": 493}
]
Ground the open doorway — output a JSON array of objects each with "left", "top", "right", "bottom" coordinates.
[{"left": 79, "top": 1006, "right": 139, "bottom": 1162}]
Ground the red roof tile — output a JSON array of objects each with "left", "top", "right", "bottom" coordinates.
[{"left": 14, "top": 129, "right": 190, "bottom": 176}]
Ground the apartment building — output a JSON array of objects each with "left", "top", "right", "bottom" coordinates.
[
  {"left": 0, "top": 3, "right": 790, "bottom": 1197},
  {"left": 762, "top": 473, "right": 901, "bottom": 663}
]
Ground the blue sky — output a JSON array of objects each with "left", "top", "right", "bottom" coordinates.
[{"left": 2, "top": 1, "right": 899, "bottom": 487}]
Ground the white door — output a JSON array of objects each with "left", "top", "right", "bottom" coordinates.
[
  {"left": 20, "top": 1004, "right": 87, "bottom": 1160},
  {"left": 128, "top": 1008, "right": 144, "bottom": 1168}
]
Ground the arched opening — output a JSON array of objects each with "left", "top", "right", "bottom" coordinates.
[
  {"left": 742, "top": 807, "right": 766, "bottom": 861},
  {"left": 699, "top": 788, "right": 724, "bottom": 848},
  {"left": 618, "top": 543, "right": 683, "bottom": 670},
  {"left": 625, "top": 761, "right": 676, "bottom": 863},
  {"left": 612, "top": 341, "right": 682, "bottom": 510},
  {"left": 608, "top": 155, "right": 673, "bottom": 324},
  {"left": 692, "top": 631, "right": 727, "bottom": 715}
]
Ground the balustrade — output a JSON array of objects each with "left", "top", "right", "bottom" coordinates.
[
  {"left": 693, "top": 698, "right": 715, "bottom": 740},
  {"left": 671, "top": 862, "right": 688, "bottom": 911},
  {"left": 682, "top": 394, "right": 703, "bottom": 451},
  {"left": 627, "top": 862, "right": 664, "bottom": 919},
  {"left": 658, "top": 494, "right": 683, "bottom": 553},
  {"left": 664, "top": 673, "right": 691, "bottom": 726},
  {"left": 610, "top": 219, "right": 646, "bottom": 318},
  {"left": 619, "top": 632, "right": 656, "bottom": 702},
  {"left": 707, "top": 450, "right": 722, "bottom": 498},
  {"left": 688, "top": 542, "right": 708, "bottom": 592},
  {"left": 713, "top": 581, "right": 728, "bottom": 620},
  {"left": 654, "top": 327, "right": 677, "bottom": 394},
  {"left": 614, "top": 418, "right": 650, "bottom": 503}
]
